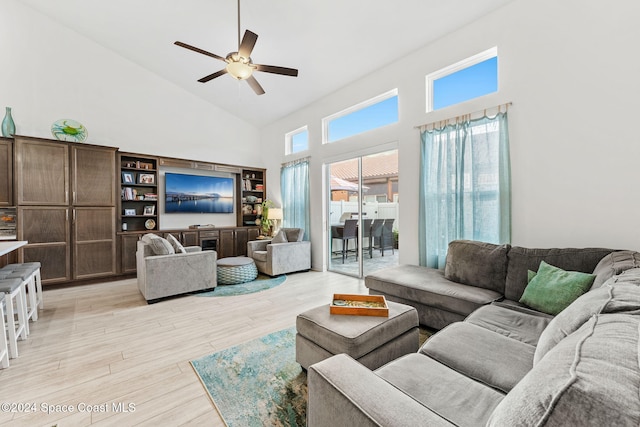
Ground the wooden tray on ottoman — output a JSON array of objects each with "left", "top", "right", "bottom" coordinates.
[{"left": 330, "top": 293, "right": 389, "bottom": 317}]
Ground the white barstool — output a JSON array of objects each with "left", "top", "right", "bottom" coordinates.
[
  {"left": 3, "top": 262, "right": 43, "bottom": 310},
  {"left": 0, "top": 278, "right": 28, "bottom": 359},
  {"left": 0, "top": 269, "right": 36, "bottom": 329},
  {"left": 0, "top": 294, "right": 9, "bottom": 368}
]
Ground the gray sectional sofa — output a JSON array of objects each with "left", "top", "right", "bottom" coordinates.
[{"left": 307, "top": 241, "right": 640, "bottom": 426}]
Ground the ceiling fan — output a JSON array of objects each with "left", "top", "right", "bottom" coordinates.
[{"left": 174, "top": 0, "right": 298, "bottom": 95}]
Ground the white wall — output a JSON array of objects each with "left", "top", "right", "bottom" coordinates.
[
  {"left": 1, "top": 0, "right": 260, "bottom": 168},
  {"left": 260, "top": 0, "right": 640, "bottom": 271}
]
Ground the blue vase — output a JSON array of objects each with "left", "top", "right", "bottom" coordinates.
[{"left": 1, "top": 107, "right": 15, "bottom": 137}]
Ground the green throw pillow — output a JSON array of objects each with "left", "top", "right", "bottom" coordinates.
[{"left": 520, "top": 261, "right": 595, "bottom": 315}]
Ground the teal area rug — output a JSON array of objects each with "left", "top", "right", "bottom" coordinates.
[
  {"left": 196, "top": 274, "right": 286, "bottom": 297},
  {"left": 191, "top": 327, "right": 306, "bottom": 427}
]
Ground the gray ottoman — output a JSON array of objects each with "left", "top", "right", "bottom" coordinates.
[
  {"left": 296, "top": 300, "right": 419, "bottom": 370},
  {"left": 217, "top": 257, "right": 258, "bottom": 285}
]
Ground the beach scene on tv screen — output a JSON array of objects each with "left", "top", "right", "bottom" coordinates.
[{"left": 165, "top": 173, "right": 234, "bottom": 213}]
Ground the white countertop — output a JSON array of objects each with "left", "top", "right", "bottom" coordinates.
[{"left": 0, "top": 241, "right": 27, "bottom": 257}]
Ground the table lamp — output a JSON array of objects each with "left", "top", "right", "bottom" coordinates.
[{"left": 267, "top": 208, "right": 283, "bottom": 236}]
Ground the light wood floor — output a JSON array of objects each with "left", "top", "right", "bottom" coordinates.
[{"left": 0, "top": 271, "right": 365, "bottom": 426}]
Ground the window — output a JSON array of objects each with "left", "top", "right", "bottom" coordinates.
[
  {"left": 323, "top": 89, "right": 399, "bottom": 143},
  {"left": 426, "top": 47, "right": 498, "bottom": 112},
  {"left": 286, "top": 126, "right": 308, "bottom": 155}
]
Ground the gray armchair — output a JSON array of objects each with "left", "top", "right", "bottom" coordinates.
[
  {"left": 247, "top": 228, "right": 311, "bottom": 276},
  {"left": 136, "top": 238, "right": 217, "bottom": 302}
]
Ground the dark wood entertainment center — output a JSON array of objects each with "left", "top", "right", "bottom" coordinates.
[{"left": 3, "top": 134, "right": 266, "bottom": 286}]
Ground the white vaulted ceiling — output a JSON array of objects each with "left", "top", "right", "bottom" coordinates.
[{"left": 19, "top": 0, "right": 515, "bottom": 127}]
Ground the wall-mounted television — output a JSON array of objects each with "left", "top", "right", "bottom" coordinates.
[{"left": 165, "top": 172, "right": 234, "bottom": 214}]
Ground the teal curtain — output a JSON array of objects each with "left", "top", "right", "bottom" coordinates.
[
  {"left": 419, "top": 112, "right": 511, "bottom": 268},
  {"left": 280, "top": 159, "right": 310, "bottom": 240}
]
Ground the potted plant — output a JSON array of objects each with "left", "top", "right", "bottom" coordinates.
[{"left": 259, "top": 199, "right": 274, "bottom": 236}]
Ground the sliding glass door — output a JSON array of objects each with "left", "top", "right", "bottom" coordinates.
[{"left": 327, "top": 149, "right": 399, "bottom": 278}]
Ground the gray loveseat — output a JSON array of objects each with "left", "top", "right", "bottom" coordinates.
[
  {"left": 307, "top": 241, "right": 640, "bottom": 426},
  {"left": 247, "top": 228, "right": 311, "bottom": 276},
  {"left": 137, "top": 234, "right": 217, "bottom": 302}
]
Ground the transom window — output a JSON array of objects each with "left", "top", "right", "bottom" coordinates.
[
  {"left": 285, "top": 126, "right": 309, "bottom": 155},
  {"left": 426, "top": 47, "right": 498, "bottom": 112},
  {"left": 323, "top": 89, "right": 399, "bottom": 143}
]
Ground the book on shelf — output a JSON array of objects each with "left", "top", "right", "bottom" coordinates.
[{"left": 121, "top": 187, "right": 137, "bottom": 201}]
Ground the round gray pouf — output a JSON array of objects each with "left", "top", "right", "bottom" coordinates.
[{"left": 217, "top": 257, "right": 258, "bottom": 285}]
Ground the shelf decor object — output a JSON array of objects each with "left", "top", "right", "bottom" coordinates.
[
  {"left": 1, "top": 107, "right": 15, "bottom": 137},
  {"left": 51, "top": 119, "right": 88, "bottom": 142}
]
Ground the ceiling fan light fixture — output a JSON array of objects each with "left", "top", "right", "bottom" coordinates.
[{"left": 226, "top": 55, "right": 254, "bottom": 80}]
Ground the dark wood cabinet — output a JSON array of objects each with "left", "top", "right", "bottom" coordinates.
[
  {"left": 72, "top": 145, "right": 116, "bottom": 206},
  {"left": 73, "top": 207, "right": 116, "bottom": 279},
  {"left": 14, "top": 136, "right": 117, "bottom": 285},
  {"left": 180, "top": 231, "right": 199, "bottom": 246},
  {"left": 218, "top": 226, "right": 259, "bottom": 258},
  {"left": 18, "top": 206, "right": 71, "bottom": 282},
  {"left": 15, "top": 137, "right": 69, "bottom": 205},
  {"left": 0, "top": 138, "right": 13, "bottom": 206},
  {"left": 120, "top": 233, "right": 141, "bottom": 274}
]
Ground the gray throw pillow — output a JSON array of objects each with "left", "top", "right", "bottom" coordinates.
[
  {"left": 444, "top": 240, "right": 510, "bottom": 294},
  {"left": 271, "top": 230, "right": 288, "bottom": 244},
  {"left": 166, "top": 234, "right": 186, "bottom": 254},
  {"left": 283, "top": 228, "right": 304, "bottom": 242},
  {"left": 591, "top": 250, "right": 640, "bottom": 289},
  {"left": 141, "top": 233, "right": 175, "bottom": 255}
]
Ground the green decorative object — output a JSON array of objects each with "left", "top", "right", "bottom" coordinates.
[
  {"left": 51, "top": 118, "right": 88, "bottom": 142},
  {"left": 1, "top": 107, "right": 15, "bottom": 137},
  {"left": 260, "top": 199, "right": 274, "bottom": 235},
  {"left": 520, "top": 261, "right": 595, "bottom": 315}
]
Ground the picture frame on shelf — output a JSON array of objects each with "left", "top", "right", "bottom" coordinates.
[
  {"left": 122, "top": 172, "right": 134, "bottom": 183},
  {"left": 138, "top": 173, "right": 155, "bottom": 184},
  {"left": 143, "top": 205, "right": 155, "bottom": 216},
  {"left": 124, "top": 209, "right": 136, "bottom": 216}
]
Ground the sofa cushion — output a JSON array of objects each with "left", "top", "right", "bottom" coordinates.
[
  {"left": 534, "top": 272, "right": 640, "bottom": 364},
  {"left": 271, "top": 229, "right": 288, "bottom": 243},
  {"left": 465, "top": 303, "right": 551, "bottom": 346},
  {"left": 519, "top": 261, "right": 595, "bottom": 316},
  {"left": 166, "top": 233, "right": 186, "bottom": 254},
  {"left": 444, "top": 240, "right": 510, "bottom": 294},
  {"left": 365, "top": 265, "right": 502, "bottom": 317},
  {"left": 141, "top": 233, "right": 174, "bottom": 255},
  {"left": 375, "top": 353, "right": 504, "bottom": 426},
  {"left": 283, "top": 228, "right": 304, "bottom": 242},
  {"left": 252, "top": 250, "right": 268, "bottom": 262},
  {"left": 488, "top": 314, "right": 640, "bottom": 427},
  {"left": 504, "top": 246, "right": 613, "bottom": 301},
  {"left": 591, "top": 250, "right": 640, "bottom": 289},
  {"left": 420, "top": 322, "right": 535, "bottom": 393}
]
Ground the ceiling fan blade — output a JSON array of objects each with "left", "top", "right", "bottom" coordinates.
[
  {"left": 246, "top": 75, "right": 266, "bottom": 95},
  {"left": 174, "top": 41, "right": 226, "bottom": 62},
  {"left": 238, "top": 30, "right": 258, "bottom": 59},
  {"left": 254, "top": 64, "right": 298, "bottom": 77},
  {"left": 198, "top": 69, "right": 228, "bottom": 83}
]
